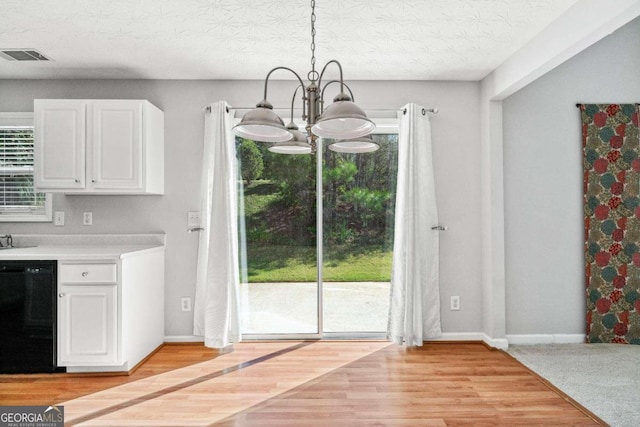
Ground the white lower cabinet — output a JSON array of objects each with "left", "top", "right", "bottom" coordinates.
[
  {"left": 57, "top": 248, "right": 164, "bottom": 372},
  {"left": 58, "top": 283, "right": 117, "bottom": 365}
]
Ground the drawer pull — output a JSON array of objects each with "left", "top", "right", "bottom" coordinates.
[{"left": 82, "top": 271, "right": 89, "bottom": 277}]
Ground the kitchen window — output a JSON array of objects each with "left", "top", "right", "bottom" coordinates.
[{"left": 0, "top": 113, "right": 52, "bottom": 222}]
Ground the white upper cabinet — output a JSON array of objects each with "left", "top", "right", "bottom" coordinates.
[
  {"left": 34, "top": 99, "right": 164, "bottom": 194},
  {"left": 34, "top": 100, "right": 86, "bottom": 189},
  {"left": 91, "top": 101, "right": 143, "bottom": 190}
]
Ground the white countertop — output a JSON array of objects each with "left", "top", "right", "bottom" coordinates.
[
  {"left": 0, "top": 234, "right": 166, "bottom": 261},
  {"left": 0, "top": 244, "right": 164, "bottom": 261}
]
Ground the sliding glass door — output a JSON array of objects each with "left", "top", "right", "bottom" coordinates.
[
  {"left": 238, "top": 123, "right": 397, "bottom": 338},
  {"left": 322, "top": 133, "right": 398, "bottom": 335},
  {"left": 237, "top": 138, "right": 318, "bottom": 336}
]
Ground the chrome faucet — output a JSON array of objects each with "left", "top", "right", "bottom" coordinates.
[{"left": 0, "top": 234, "right": 13, "bottom": 248}]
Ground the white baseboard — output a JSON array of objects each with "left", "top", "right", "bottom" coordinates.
[
  {"left": 164, "top": 335, "right": 204, "bottom": 343},
  {"left": 426, "top": 332, "right": 484, "bottom": 342},
  {"left": 482, "top": 334, "right": 509, "bottom": 350},
  {"left": 66, "top": 363, "right": 128, "bottom": 373},
  {"left": 505, "top": 334, "right": 586, "bottom": 345},
  {"left": 165, "top": 333, "right": 488, "bottom": 345}
]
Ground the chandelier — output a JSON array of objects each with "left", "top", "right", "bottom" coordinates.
[{"left": 232, "top": 0, "right": 378, "bottom": 154}]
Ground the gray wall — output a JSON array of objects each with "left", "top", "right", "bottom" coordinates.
[
  {"left": 0, "top": 79, "right": 481, "bottom": 337},
  {"left": 503, "top": 17, "right": 640, "bottom": 335}
]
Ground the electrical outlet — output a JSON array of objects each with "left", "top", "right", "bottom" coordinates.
[
  {"left": 54, "top": 211, "right": 65, "bottom": 226},
  {"left": 181, "top": 297, "right": 192, "bottom": 312},
  {"left": 450, "top": 296, "right": 460, "bottom": 311},
  {"left": 188, "top": 211, "right": 201, "bottom": 227},
  {"left": 83, "top": 212, "right": 93, "bottom": 226}
]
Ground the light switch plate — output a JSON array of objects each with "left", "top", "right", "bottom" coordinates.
[{"left": 188, "top": 211, "right": 201, "bottom": 227}]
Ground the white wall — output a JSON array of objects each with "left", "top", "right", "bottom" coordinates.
[
  {"left": 0, "top": 79, "right": 482, "bottom": 338},
  {"left": 502, "top": 17, "right": 640, "bottom": 335}
]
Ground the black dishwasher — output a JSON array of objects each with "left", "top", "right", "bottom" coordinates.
[{"left": 0, "top": 260, "right": 63, "bottom": 373}]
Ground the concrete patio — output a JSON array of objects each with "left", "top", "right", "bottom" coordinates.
[{"left": 240, "top": 282, "right": 390, "bottom": 335}]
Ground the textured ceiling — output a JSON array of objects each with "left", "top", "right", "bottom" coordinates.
[{"left": 0, "top": 0, "right": 579, "bottom": 81}]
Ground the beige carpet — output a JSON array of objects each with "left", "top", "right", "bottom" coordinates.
[{"left": 508, "top": 343, "right": 640, "bottom": 427}]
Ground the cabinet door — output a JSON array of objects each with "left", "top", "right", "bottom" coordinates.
[
  {"left": 58, "top": 284, "right": 118, "bottom": 366},
  {"left": 34, "top": 100, "right": 86, "bottom": 189},
  {"left": 91, "top": 101, "right": 143, "bottom": 190}
]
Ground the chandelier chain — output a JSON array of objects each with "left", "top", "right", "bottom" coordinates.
[
  {"left": 310, "top": 0, "right": 316, "bottom": 80},
  {"left": 232, "top": 0, "right": 376, "bottom": 154}
]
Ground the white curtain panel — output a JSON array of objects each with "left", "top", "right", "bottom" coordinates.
[
  {"left": 387, "top": 102, "right": 441, "bottom": 346},
  {"left": 193, "top": 101, "right": 241, "bottom": 349}
]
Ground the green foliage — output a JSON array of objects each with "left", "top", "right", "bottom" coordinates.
[
  {"left": 329, "top": 221, "right": 355, "bottom": 245},
  {"left": 323, "top": 159, "right": 357, "bottom": 184},
  {"left": 242, "top": 180, "right": 279, "bottom": 216},
  {"left": 238, "top": 139, "right": 264, "bottom": 185},
  {"left": 322, "top": 135, "right": 398, "bottom": 245},
  {"left": 260, "top": 148, "right": 317, "bottom": 242},
  {"left": 236, "top": 134, "right": 399, "bottom": 282},
  {"left": 245, "top": 224, "right": 271, "bottom": 243},
  {"left": 263, "top": 150, "right": 315, "bottom": 207},
  {"left": 342, "top": 188, "right": 390, "bottom": 213}
]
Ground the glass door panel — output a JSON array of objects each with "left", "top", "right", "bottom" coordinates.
[
  {"left": 322, "top": 134, "right": 398, "bottom": 334},
  {"left": 237, "top": 138, "right": 318, "bottom": 335}
]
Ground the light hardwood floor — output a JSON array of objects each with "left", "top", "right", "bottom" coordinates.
[{"left": 0, "top": 341, "right": 604, "bottom": 426}]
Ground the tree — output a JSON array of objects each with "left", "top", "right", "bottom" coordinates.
[
  {"left": 322, "top": 134, "right": 398, "bottom": 245},
  {"left": 238, "top": 139, "right": 264, "bottom": 185}
]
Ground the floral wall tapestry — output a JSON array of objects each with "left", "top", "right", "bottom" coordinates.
[{"left": 581, "top": 103, "right": 640, "bottom": 344}]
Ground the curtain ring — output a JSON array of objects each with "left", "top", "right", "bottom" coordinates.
[
  {"left": 402, "top": 108, "right": 407, "bottom": 115},
  {"left": 421, "top": 108, "right": 426, "bottom": 116}
]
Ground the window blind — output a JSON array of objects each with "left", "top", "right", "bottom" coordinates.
[{"left": 0, "top": 126, "right": 47, "bottom": 215}]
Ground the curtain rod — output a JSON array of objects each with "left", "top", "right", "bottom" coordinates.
[
  {"left": 575, "top": 103, "right": 640, "bottom": 107},
  {"left": 202, "top": 105, "right": 438, "bottom": 114},
  {"left": 401, "top": 107, "right": 439, "bottom": 115}
]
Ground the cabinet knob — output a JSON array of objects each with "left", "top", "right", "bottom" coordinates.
[
  {"left": 58, "top": 293, "right": 65, "bottom": 298},
  {"left": 82, "top": 271, "right": 89, "bottom": 277},
  {"left": 75, "top": 179, "right": 80, "bottom": 183},
  {"left": 92, "top": 180, "right": 96, "bottom": 183}
]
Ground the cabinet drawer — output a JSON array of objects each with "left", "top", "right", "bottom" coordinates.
[{"left": 60, "top": 264, "right": 117, "bottom": 283}]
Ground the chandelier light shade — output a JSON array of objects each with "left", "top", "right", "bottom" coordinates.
[
  {"left": 310, "top": 93, "right": 375, "bottom": 139},
  {"left": 232, "top": 0, "right": 375, "bottom": 153},
  {"left": 232, "top": 100, "right": 293, "bottom": 143},
  {"left": 269, "top": 123, "right": 312, "bottom": 154},
  {"left": 328, "top": 134, "right": 380, "bottom": 154},
  {"left": 267, "top": 86, "right": 312, "bottom": 154}
]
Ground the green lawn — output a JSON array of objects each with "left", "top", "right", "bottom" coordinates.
[{"left": 244, "top": 244, "right": 392, "bottom": 282}]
